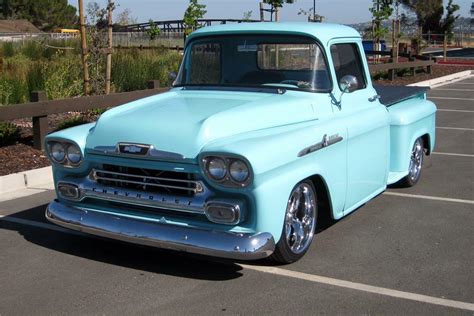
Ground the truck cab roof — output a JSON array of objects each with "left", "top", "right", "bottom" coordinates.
[{"left": 187, "top": 22, "right": 361, "bottom": 45}]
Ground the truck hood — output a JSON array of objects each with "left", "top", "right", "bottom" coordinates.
[{"left": 86, "top": 89, "right": 316, "bottom": 159}]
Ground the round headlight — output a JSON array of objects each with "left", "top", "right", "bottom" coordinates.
[
  {"left": 207, "top": 157, "right": 227, "bottom": 180},
  {"left": 229, "top": 160, "right": 249, "bottom": 183},
  {"left": 66, "top": 144, "right": 82, "bottom": 165},
  {"left": 51, "top": 142, "right": 66, "bottom": 163}
]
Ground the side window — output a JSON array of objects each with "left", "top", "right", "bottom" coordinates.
[{"left": 330, "top": 43, "right": 367, "bottom": 91}]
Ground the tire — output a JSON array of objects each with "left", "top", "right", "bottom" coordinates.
[
  {"left": 399, "top": 137, "right": 424, "bottom": 187},
  {"left": 271, "top": 180, "right": 318, "bottom": 264}
]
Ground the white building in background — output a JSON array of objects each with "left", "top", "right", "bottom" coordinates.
[{"left": 0, "top": 20, "right": 41, "bottom": 42}]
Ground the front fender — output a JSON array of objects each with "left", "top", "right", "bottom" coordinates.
[
  {"left": 45, "top": 123, "right": 96, "bottom": 181},
  {"left": 202, "top": 121, "right": 347, "bottom": 242}
]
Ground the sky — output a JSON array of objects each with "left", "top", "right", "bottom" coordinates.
[{"left": 67, "top": 0, "right": 473, "bottom": 24}]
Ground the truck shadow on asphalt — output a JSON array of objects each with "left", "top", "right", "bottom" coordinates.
[{"left": 1, "top": 204, "right": 249, "bottom": 281}]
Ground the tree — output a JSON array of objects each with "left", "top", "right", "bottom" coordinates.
[
  {"left": 242, "top": 10, "right": 253, "bottom": 21},
  {"left": 298, "top": 7, "right": 324, "bottom": 22},
  {"left": 146, "top": 19, "right": 161, "bottom": 40},
  {"left": 263, "top": 0, "right": 295, "bottom": 21},
  {"left": 3, "top": 0, "right": 78, "bottom": 31},
  {"left": 116, "top": 8, "right": 137, "bottom": 26},
  {"left": 183, "top": 0, "right": 207, "bottom": 35},
  {"left": 369, "top": 0, "right": 394, "bottom": 43},
  {"left": 400, "top": 0, "right": 459, "bottom": 34},
  {"left": 442, "top": 0, "right": 460, "bottom": 36}
]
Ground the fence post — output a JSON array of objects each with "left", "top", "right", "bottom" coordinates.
[
  {"left": 31, "top": 91, "right": 48, "bottom": 151},
  {"left": 443, "top": 31, "right": 448, "bottom": 62},
  {"left": 427, "top": 56, "right": 433, "bottom": 75},
  {"left": 388, "top": 69, "right": 396, "bottom": 81},
  {"left": 147, "top": 80, "right": 161, "bottom": 89}
]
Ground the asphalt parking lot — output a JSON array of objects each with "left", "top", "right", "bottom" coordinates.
[{"left": 1, "top": 77, "right": 473, "bottom": 315}]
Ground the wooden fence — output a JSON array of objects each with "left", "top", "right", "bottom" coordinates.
[
  {"left": 366, "top": 50, "right": 435, "bottom": 81},
  {"left": 0, "top": 81, "right": 167, "bottom": 151}
]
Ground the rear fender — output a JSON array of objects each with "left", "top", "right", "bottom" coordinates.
[{"left": 388, "top": 98, "right": 436, "bottom": 173}]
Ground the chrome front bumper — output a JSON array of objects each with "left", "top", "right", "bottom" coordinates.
[{"left": 45, "top": 200, "right": 275, "bottom": 260}]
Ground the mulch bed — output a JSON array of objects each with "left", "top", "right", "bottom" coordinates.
[
  {"left": 372, "top": 64, "right": 473, "bottom": 86},
  {"left": 0, "top": 111, "right": 101, "bottom": 176},
  {"left": 0, "top": 143, "right": 50, "bottom": 176},
  {"left": 1, "top": 63, "right": 472, "bottom": 177}
]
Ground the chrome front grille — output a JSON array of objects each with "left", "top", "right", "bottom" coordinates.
[{"left": 92, "top": 164, "right": 202, "bottom": 196}]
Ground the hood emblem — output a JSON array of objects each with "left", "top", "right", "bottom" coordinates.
[{"left": 118, "top": 143, "right": 150, "bottom": 155}]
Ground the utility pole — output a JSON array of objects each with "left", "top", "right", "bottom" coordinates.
[
  {"left": 78, "top": 0, "right": 90, "bottom": 95},
  {"left": 105, "top": 0, "right": 114, "bottom": 95},
  {"left": 313, "top": 0, "right": 316, "bottom": 22}
]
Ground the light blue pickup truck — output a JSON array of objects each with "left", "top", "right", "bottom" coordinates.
[{"left": 45, "top": 23, "right": 436, "bottom": 263}]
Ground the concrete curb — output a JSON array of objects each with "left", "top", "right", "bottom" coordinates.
[
  {"left": 408, "top": 70, "right": 473, "bottom": 88},
  {"left": 0, "top": 166, "right": 53, "bottom": 195}
]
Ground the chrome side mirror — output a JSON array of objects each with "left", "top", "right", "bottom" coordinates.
[{"left": 339, "top": 75, "right": 358, "bottom": 93}]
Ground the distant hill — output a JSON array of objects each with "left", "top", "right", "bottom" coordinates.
[{"left": 348, "top": 17, "right": 473, "bottom": 35}]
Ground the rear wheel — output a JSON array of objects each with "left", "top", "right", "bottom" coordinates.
[
  {"left": 271, "top": 180, "right": 317, "bottom": 264},
  {"left": 399, "top": 137, "right": 424, "bottom": 187}
]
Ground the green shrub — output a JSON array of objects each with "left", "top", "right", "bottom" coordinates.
[
  {"left": 0, "top": 122, "right": 20, "bottom": 147},
  {"left": 89, "top": 108, "right": 107, "bottom": 116},
  {"left": 1, "top": 42, "right": 15, "bottom": 58},
  {"left": 57, "top": 116, "right": 88, "bottom": 131},
  {"left": 112, "top": 49, "right": 181, "bottom": 92},
  {"left": 43, "top": 53, "right": 83, "bottom": 99},
  {"left": 22, "top": 41, "right": 44, "bottom": 60}
]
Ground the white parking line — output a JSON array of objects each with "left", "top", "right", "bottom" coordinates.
[
  {"left": 383, "top": 192, "right": 474, "bottom": 205},
  {"left": 447, "top": 83, "right": 474, "bottom": 85},
  {"left": 438, "top": 109, "right": 474, "bottom": 113},
  {"left": 433, "top": 152, "right": 474, "bottom": 158},
  {"left": 436, "top": 127, "right": 474, "bottom": 131},
  {"left": 429, "top": 97, "right": 474, "bottom": 101},
  {"left": 241, "top": 265, "right": 474, "bottom": 312}
]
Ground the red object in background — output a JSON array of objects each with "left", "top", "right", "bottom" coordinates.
[{"left": 438, "top": 60, "right": 474, "bottom": 66}]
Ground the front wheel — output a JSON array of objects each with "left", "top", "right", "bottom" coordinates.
[
  {"left": 271, "top": 180, "right": 317, "bottom": 264},
  {"left": 399, "top": 137, "right": 424, "bottom": 187}
]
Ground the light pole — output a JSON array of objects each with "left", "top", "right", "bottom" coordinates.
[{"left": 313, "top": 0, "right": 316, "bottom": 22}]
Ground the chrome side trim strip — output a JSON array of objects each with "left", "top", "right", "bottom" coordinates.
[
  {"left": 298, "top": 134, "right": 343, "bottom": 157},
  {"left": 46, "top": 200, "right": 275, "bottom": 260}
]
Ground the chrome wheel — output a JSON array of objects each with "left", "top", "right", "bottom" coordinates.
[
  {"left": 284, "top": 183, "right": 317, "bottom": 255},
  {"left": 408, "top": 138, "right": 424, "bottom": 182}
]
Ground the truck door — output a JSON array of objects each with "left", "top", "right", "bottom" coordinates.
[{"left": 328, "top": 40, "right": 390, "bottom": 213}]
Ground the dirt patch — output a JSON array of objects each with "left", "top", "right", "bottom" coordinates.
[
  {"left": 373, "top": 64, "right": 473, "bottom": 86},
  {"left": 0, "top": 143, "right": 50, "bottom": 176}
]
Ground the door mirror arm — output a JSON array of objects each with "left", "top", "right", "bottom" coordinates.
[
  {"left": 331, "top": 75, "right": 359, "bottom": 110},
  {"left": 330, "top": 91, "right": 344, "bottom": 110}
]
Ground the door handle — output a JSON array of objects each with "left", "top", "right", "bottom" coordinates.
[{"left": 368, "top": 95, "right": 381, "bottom": 102}]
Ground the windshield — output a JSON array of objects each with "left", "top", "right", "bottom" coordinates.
[{"left": 175, "top": 35, "right": 331, "bottom": 92}]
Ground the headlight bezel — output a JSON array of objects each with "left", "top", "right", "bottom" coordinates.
[
  {"left": 51, "top": 142, "right": 67, "bottom": 163},
  {"left": 47, "top": 140, "right": 83, "bottom": 167},
  {"left": 201, "top": 154, "right": 253, "bottom": 188}
]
